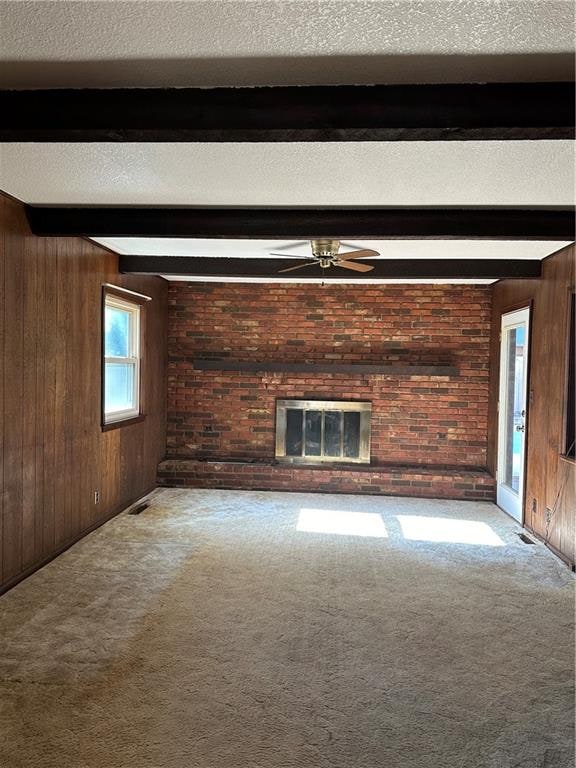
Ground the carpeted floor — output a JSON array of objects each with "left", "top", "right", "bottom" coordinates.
[{"left": 0, "top": 489, "right": 574, "bottom": 768}]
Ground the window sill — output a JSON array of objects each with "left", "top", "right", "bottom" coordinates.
[
  {"left": 560, "top": 454, "right": 576, "bottom": 466},
  {"left": 102, "top": 414, "right": 146, "bottom": 432}
]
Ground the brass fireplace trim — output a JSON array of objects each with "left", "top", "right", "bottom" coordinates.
[{"left": 275, "top": 399, "right": 371, "bottom": 464}]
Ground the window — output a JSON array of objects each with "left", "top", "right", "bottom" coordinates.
[
  {"left": 564, "top": 292, "right": 575, "bottom": 459},
  {"left": 275, "top": 400, "right": 371, "bottom": 464},
  {"left": 103, "top": 292, "right": 141, "bottom": 424}
]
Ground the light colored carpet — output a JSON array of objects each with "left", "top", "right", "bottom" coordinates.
[{"left": 0, "top": 489, "right": 573, "bottom": 768}]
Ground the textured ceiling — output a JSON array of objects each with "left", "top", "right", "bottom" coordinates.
[
  {"left": 1, "top": 1, "right": 573, "bottom": 285},
  {"left": 1, "top": 141, "right": 572, "bottom": 207},
  {"left": 0, "top": 0, "right": 573, "bottom": 87}
]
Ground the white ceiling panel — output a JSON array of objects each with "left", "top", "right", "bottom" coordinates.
[
  {"left": 0, "top": 0, "right": 572, "bottom": 87},
  {"left": 91, "top": 238, "right": 572, "bottom": 262},
  {"left": 1, "top": 141, "right": 573, "bottom": 207}
]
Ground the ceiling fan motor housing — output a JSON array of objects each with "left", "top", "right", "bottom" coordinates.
[
  {"left": 275, "top": 240, "right": 378, "bottom": 273},
  {"left": 311, "top": 239, "right": 340, "bottom": 259}
]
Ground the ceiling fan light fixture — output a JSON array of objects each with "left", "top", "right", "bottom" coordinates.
[
  {"left": 311, "top": 239, "right": 341, "bottom": 259},
  {"left": 274, "top": 239, "right": 379, "bottom": 274}
]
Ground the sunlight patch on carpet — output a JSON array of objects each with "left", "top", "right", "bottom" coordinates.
[
  {"left": 297, "top": 508, "right": 388, "bottom": 538},
  {"left": 397, "top": 515, "right": 505, "bottom": 546}
]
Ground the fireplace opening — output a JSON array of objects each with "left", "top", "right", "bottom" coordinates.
[{"left": 275, "top": 399, "right": 371, "bottom": 464}]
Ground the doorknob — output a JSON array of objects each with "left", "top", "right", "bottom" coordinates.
[{"left": 515, "top": 424, "right": 525, "bottom": 432}]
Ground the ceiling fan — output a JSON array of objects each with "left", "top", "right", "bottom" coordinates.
[{"left": 270, "top": 239, "right": 380, "bottom": 273}]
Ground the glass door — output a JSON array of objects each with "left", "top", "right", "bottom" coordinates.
[{"left": 497, "top": 307, "right": 530, "bottom": 521}]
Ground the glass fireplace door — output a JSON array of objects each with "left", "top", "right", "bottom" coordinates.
[{"left": 276, "top": 400, "right": 371, "bottom": 464}]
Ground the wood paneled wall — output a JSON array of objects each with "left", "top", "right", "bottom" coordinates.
[
  {"left": 488, "top": 244, "right": 575, "bottom": 566},
  {"left": 0, "top": 193, "right": 167, "bottom": 593}
]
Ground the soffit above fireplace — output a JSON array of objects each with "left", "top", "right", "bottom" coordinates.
[
  {"left": 95, "top": 237, "right": 570, "bottom": 285},
  {"left": 91, "top": 238, "right": 570, "bottom": 262}
]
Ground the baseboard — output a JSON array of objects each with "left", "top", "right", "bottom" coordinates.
[
  {"left": 0, "top": 484, "right": 158, "bottom": 596},
  {"left": 524, "top": 523, "right": 575, "bottom": 570}
]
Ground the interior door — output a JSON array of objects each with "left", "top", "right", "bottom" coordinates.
[{"left": 497, "top": 307, "right": 530, "bottom": 522}]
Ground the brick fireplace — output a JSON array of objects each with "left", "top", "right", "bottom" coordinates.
[{"left": 158, "top": 282, "right": 495, "bottom": 500}]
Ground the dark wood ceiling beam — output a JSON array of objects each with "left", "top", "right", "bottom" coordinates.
[
  {"left": 118, "top": 256, "right": 542, "bottom": 280},
  {"left": 27, "top": 206, "right": 575, "bottom": 240},
  {"left": 2, "top": 82, "right": 574, "bottom": 142}
]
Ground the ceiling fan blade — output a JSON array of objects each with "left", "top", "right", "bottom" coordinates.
[
  {"left": 278, "top": 261, "right": 318, "bottom": 273},
  {"left": 270, "top": 241, "right": 310, "bottom": 253},
  {"left": 269, "top": 252, "right": 307, "bottom": 259},
  {"left": 335, "top": 260, "right": 374, "bottom": 273},
  {"left": 338, "top": 248, "right": 380, "bottom": 261}
]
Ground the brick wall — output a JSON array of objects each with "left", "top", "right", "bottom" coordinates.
[{"left": 164, "top": 283, "right": 492, "bottom": 498}]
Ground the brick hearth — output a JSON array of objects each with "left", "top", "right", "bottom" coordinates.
[{"left": 158, "top": 459, "right": 495, "bottom": 500}]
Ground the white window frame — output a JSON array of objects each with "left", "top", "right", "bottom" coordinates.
[{"left": 103, "top": 293, "right": 141, "bottom": 425}]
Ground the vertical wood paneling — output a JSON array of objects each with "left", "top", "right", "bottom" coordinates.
[
  {"left": 3, "top": 197, "right": 24, "bottom": 582},
  {"left": 78, "top": 239, "right": 92, "bottom": 534},
  {"left": 53, "top": 235, "right": 68, "bottom": 548},
  {"left": 0, "top": 193, "right": 167, "bottom": 593},
  {"left": 0, "top": 196, "right": 5, "bottom": 581},
  {"left": 489, "top": 244, "right": 575, "bottom": 566},
  {"left": 43, "top": 230, "right": 58, "bottom": 556},
  {"left": 34, "top": 235, "right": 47, "bottom": 563},
  {"left": 69, "top": 235, "right": 82, "bottom": 542},
  {"left": 22, "top": 223, "right": 38, "bottom": 569}
]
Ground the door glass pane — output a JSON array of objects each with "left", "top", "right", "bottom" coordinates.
[
  {"left": 304, "top": 410, "right": 322, "bottom": 456},
  {"left": 105, "top": 306, "right": 130, "bottom": 357},
  {"left": 285, "top": 409, "right": 303, "bottom": 456},
  {"left": 343, "top": 412, "right": 361, "bottom": 458},
  {"left": 105, "top": 362, "right": 135, "bottom": 412},
  {"left": 324, "top": 411, "right": 342, "bottom": 457},
  {"left": 504, "top": 326, "right": 525, "bottom": 492}
]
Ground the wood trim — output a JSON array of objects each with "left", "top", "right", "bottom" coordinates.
[
  {"left": 561, "top": 287, "right": 575, "bottom": 457},
  {"left": 28, "top": 207, "right": 575, "bottom": 240},
  {"left": 522, "top": 303, "right": 534, "bottom": 526},
  {"left": 499, "top": 298, "right": 535, "bottom": 316},
  {"left": 1, "top": 82, "right": 573, "bottom": 142},
  {"left": 103, "top": 283, "right": 152, "bottom": 303},
  {"left": 100, "top": 285, "right": 106, "bottom": 433},
  {"left": 101, "top": 414, "right": 146, "bottom": 432}
]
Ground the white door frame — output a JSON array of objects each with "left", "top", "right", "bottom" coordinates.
[{"left": 497, "top": 307, "right": 530, "bottom": 522}]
